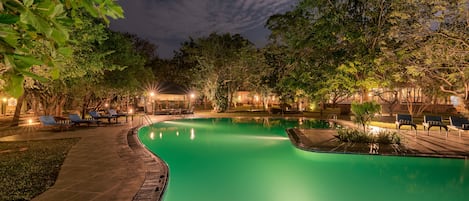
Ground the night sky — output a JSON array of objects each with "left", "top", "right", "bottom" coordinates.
[{"left": 110, "top": 0, "right": 298, "bottom": 58}]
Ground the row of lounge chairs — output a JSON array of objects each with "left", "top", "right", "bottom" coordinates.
[
  {"left": 38, "top": 109, "right": 130, "bottom": 131},
  {"left": 395, "top": 114, "right": 469, "bottom": 137}
]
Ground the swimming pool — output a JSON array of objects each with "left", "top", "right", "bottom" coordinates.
[{"left": 138, "top": 118, "right": 468, "bottom": 201}]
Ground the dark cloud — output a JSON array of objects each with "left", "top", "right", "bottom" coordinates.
[{"left": 110, "top": 0, "right": 298, "bottom": 58}]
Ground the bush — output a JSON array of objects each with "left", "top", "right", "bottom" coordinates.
[
  {"left": 336, "top": 128, "right": 400, "bottom": 144},
  {"left": 336, "top": 129, "right": 373, "bottom": 143},
  {"left": 376, "top": 130, "right": 401, "bottom": 144}
]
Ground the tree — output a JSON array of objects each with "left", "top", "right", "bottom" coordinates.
[
  {"left": 97, "top": 31, "right": 153, "bottom": 111},
  {"left": 266, "top": 0, "right": 393, "bottom": 106},
  {"left": 383, "top": 0, "right": 469, "bottom": 114},
  {"left": 177, "top": 33, "right": 260, "bottom": 112},
  {"left": 351, "top": 101, "right": 381, "bottom": 132}
]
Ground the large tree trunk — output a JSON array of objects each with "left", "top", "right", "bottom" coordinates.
[
  {"left": 31, "top": 94, "right": 40, "bottom": 116},
  {"left": 10, "top": 93, "right": 26, "bottom": 127},
  {"left": 56, "top": 96, "right": 66, "bottom": 116}
]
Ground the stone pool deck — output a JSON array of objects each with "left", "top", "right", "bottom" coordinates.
[
  {"left": 1, "top": 115, "right": 468, "bottom": 201},
  {"left": 290, "top": 119, "right": 469, "bottom": 159}
]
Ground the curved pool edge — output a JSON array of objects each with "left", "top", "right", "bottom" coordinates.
[{"left": 129, "top": 125, "right": 170, "bottom": 201}]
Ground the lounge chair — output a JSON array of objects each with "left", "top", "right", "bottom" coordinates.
[
  {"left": 69, "top": 114, "right": 101, "bottom": 126},
  {"left": 89, "top": 110, "right": 117, "bottom": 124},
  {"left": 39, "top": 115, "right": 73, "bottom": 131},
  {"left": 182, "top": 106, "right": 194, "bottom": 115},
  {"left": 422, "top": 115, "right": 448, "bottom": 136},
  {"left": 449, "top": 116, "right": 469, "bottom": 137},
  {"left": 395, "top": 114, "right": 417, "bottom": 134},
  {"left": 108, "top": 109, "right": 129, "bottom": 123}
]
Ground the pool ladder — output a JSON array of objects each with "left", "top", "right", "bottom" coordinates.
[{"left": 140, "top": 114, "right": 153, "bottom": 125}]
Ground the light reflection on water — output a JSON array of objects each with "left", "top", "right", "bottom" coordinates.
[{"left": 138, "top": 118, "right": 469, "bottom": 201}]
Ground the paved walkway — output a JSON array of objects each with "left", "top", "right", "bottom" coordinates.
[{"left": 0, "top": 115, "right": 173, "bottom": 201}]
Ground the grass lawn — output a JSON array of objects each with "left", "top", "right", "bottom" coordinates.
[{"left": 0, "top": 138, "right": 80, "bottom": 201}]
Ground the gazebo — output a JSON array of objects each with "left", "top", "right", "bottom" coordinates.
[{"left": 146, "top": 82, "right": 193, "bottom": 114}]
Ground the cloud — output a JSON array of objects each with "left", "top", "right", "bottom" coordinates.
[{"left": 110, "top": 0, "right": 298, "bottom": 58}]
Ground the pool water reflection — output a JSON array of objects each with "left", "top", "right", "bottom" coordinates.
[{"left": 138, "top": 118, "right": 468, "bottom": 201}]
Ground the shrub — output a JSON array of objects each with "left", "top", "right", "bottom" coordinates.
[
  {"left": 336, "top": 128, "right": 400, "bottom": 144},
  {"left": 336, "top": 128, "right": 373, "bottom": 143},
  {"left": 375, "top": 130, "right": 401, "bottom": 145}
]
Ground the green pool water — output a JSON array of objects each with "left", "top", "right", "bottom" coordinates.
[{"left": 138, "top": 118, "right": 469, "bottom": 201}]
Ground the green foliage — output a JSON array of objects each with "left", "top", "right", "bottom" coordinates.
[
  {"left": 177, "top": 33, "right": 263, "bottom": 112},
  {"left": 266, "top": 0, "right": 390, "bottom": 103},
  {"left": 381, "top": 0, "right": 469, "bottom": 113},
  {"left": 337, "top": 129, "right": 373, "bottom": 143},
  {"left": 214, "top": 81, "right": 229, "bottom": 112},
  {"left": 0, "top": 138, "right": 80, "bottom": 200},
  {"left": 336, "top": 128, "right": 400, "bottom": 144},
  {"left": 351, "top": 101, "right": 381, "bottom": 131},
  {"left": 0, "top": 0, "right": 124, "bottom": 98},
  {"left": 376, "top": 130, "right": 401, "bottom": 145}
]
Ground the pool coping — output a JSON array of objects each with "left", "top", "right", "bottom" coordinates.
[{"left": 129, "top": 125, "right": 169, "bottom": 201}]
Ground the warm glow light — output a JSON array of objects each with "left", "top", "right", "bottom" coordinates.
[
  {"left": 129, "top": 109, "right": 133, "bottom": 114},
  {"left": 190, "top": 128, "right": 195, "bottom": 140},
  {"left": 150, "top": 92, "right": 155, "bottom": 97},
  {"left": 2, "top": 97, "right": 6, "bottom": 102},
  {"left": 254, "top": 95, "right": 259, "bottom": 102},
  {"left": 28, "top": 119, "right": 33, "bottom": 125},
  {"left": 104, "top": 103, "right": 109, "bottom": 107},
  {"left": 190, "top": 93, "right": 195, "bottom": 99},
  {"left": 368, "top": 126, "right": 382, "bottom": 134},
  {"left": 238, "top": 95, "right": 242, "bottom": 101}
]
